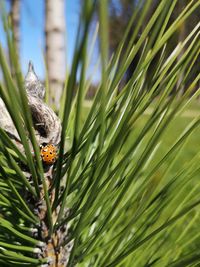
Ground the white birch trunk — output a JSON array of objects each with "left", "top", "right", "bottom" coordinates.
[{"left": 45, "top": 0, "right": 66, "bottom": 109}]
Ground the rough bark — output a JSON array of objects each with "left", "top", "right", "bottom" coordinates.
[
  {"left": 45, "top": 0, "right": 66, "bottom": 109},
  {"left": 0, "top": 62, "right": 61, "bottom": 149},
  {"left": 25, "top": 62, "right": 61, "bottom": 146},
  {"left": 0, "top": 62, "right": 72, "bottom": 266}
]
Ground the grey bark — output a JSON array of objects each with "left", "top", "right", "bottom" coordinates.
[
  {"left": 45, "top": 0, "right": 66, "bottom": 109},
  {"left": 0, "top": 62, "right": 73, "bottom": 265},
  {"left": 10, "top": 0, "right": 20, "bottom": 54},
  {"left": 0, "top": 61, "right": 61, "bottom": 151},
  {"left": 25, "top": 62, "right": 61, "bottom": 146}
]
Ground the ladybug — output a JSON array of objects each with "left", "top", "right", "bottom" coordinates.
[{"left": 40, "top": 144, "right": 57, "bottom": 165}]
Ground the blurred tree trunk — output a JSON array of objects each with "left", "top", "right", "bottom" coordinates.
[
  {"left": 45, "top": 0, "right": 66, "bottom": 109},
  {"left": 10, "top": 0, "right": 20, "bottom": 54},
  {"left": 10, "top": 0, "right": 20, "bottom": 78},
  {"left": 176, "top": 0, "right": 186, "bottom": 94}
]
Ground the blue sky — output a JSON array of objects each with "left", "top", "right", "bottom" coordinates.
[{"left": 0, "top": 0, "right": 81, "bottom": 80}]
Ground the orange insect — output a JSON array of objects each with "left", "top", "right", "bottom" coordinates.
[{"left": 40, "top": 144, "right": 57, "bottom": 165}]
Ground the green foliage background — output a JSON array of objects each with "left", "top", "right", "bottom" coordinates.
[{"left": 0, "top": 0, "right": 200, "bottom": 266}]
